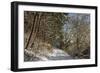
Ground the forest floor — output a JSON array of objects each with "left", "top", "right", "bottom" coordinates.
[{"left": 24, "top": 48, "right": 73, "bottom": 61}]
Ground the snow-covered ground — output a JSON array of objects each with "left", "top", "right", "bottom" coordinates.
[
  {"left": 47, "top": 48, "right": 72, "bottom": 60},
  {"left": 24, "top": 48, "right": 73, "bottom": 61}
]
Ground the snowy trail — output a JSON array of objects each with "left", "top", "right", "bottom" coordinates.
[
  {"left": 47, "top": 48, "right": 72, "bottom": 60},
  {"left": 24, "top": 48, "right": 73, "bottom": 61}
]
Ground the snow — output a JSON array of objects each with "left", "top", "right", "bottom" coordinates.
[
  {"left": 24, "top": 48, "right": 73, "bottom": 61},
  {"left": 48, "top": 48, "right": 70, "bottom": 57},
  {"left": 47, "top": 48, "right": 72, "bottom": 60}
]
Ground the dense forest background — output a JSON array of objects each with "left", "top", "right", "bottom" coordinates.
[{"left": 24, "top": 11, "right": 90, "bottom": 61}]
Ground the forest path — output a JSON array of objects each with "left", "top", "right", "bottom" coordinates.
[{"left": 25, "top": 48, "right": 73, "bottom": 61}]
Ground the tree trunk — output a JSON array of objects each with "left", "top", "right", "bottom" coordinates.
[{"left": 25, "top": 13, "right": 37, "bottom": 49}]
